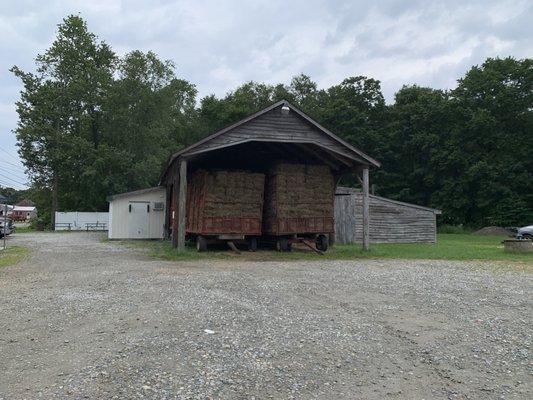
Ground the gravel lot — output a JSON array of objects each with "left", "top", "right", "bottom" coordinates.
[{"left": 0, "top": 232, "right": 531, "bottom": 399}]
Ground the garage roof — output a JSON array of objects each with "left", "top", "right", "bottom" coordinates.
[{"left": 107, "top": 186, "right": 165, "bottom": 202}]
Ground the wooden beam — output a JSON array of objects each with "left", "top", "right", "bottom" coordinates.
[
  {"left": 433, "top": 216, "right": 437, "bottom": 244},
  {"left": 362, "top": 167, "right": 370, "bottom": 251},
  {"left": 171, "top": 174, "right": 179, "bottom": 248},
  {"left": 177, "top": 159, "right": 187, "bottom": 251},
  {"left": 293, "top": 143, "right": 339, "bottom": 169}
]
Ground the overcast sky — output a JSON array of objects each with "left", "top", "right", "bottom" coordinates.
[{"left": 1, "top": 0, "right": 531, "bottom": 189}]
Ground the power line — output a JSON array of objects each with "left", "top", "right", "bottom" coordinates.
[
  {"left": 0, "top": 163, "right": 25, "bottom": 173},
  {"left": 0, "top": 168, "right": 28, "bottom": 180},
  {"left": 0, "top": 171, "right": 27, "bottom": 186},
  {"left": 0, "top": 156, "right": 26, "bottom": 171},
  {"left": 0, "top": 147, "right": 21, "bottom": 163},
  {"left": 0, "top": 179, "right": 27, "bottom": 189},
  {"left": 0, "top": 161, "right": 26, "bottom": 175}
]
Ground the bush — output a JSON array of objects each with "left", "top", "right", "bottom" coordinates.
[{"left": 31, "top": 215, "right": 52, "bottom": 231}]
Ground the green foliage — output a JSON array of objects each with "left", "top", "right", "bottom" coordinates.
[
  {"left": 445, "top": 57, "right": 533, "bottom": 226},
  {"left": 10, "top": 15, "right": 532, "bottom": 228},
  {"left": 0, "top": 187, "right": 29, "bottom": 204},
  {"left": 12, "top": 16, "right": 197, "bottom": 219}
]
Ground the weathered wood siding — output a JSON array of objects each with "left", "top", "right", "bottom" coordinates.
[
  {"left": 185, "top": 107, "right": 358, "bottom": 161},
  {"left": 334, "top": 194, "right": 357, "bottom": 244},
  {"left": 335, "top": 188, "right": 439, "bottom": 244}
]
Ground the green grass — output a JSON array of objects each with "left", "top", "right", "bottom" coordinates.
[
  {"left": 0, "top": 246, "right": 29, "bottom": 269},
  {"left": 119, "top": 234, "right": 533, "bottom": 264},
  {"left": 13, "top": 226, "right": 36, "bottom": 233}
]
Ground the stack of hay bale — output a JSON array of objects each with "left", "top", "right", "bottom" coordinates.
[
  {"left": 186, "top": 170, "right": 265, "bottom": 234},
  {"left": 263, "top": 163, "right": 335, "bottom": 235}
]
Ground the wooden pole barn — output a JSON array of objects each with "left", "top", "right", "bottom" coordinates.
[{"left": 160, "top": 101, "right": 380, "bottom": 251}]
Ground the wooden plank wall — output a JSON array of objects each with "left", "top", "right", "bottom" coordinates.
[
  {"left": 335, "top": 190, "right": 438, "bottom": 244},
  {"left": 334, "top": 194, "right": 357, "bottom": 244},
  {"left": 186, "top": 106, "right": 356, "bottom": 161}
]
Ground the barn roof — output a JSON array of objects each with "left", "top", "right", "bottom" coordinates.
[
  {"left": 13, "top": 206, "right": 36, "bottom": 212},
  {"left": 161, "top": 100, "right": 380, "bottom": 182}
]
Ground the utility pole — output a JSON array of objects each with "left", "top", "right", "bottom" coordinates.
[
  {"left": 0, "top": 194, "right": 7, "bottom": 250},
  {"left": 3, "top": 202, "right": 6, "bottom": 250}
]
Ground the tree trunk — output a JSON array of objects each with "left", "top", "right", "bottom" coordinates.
[{"left": 51, "top": 172, "right": 58, "bottom": 228}]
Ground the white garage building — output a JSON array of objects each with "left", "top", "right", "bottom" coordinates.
[{"left": 107, "top": 187, "right": 166, "bottom": 239}]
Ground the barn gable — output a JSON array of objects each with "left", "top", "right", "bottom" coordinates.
[{"left": 163, "top": 101, "right": 379, "bottom": 180}]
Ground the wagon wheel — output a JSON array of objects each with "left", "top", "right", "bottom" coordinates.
[
  {"left": 249, "top": 237, "right": 258, "bottom": 252},
  {"left": 276, "top": 237, "right": 291, "bottom": 252},
  {"left": 315, "top": 234, "right": 329, "bottom": 252},
  {"left": 196, "top": 236, "right": 207, "bottom": 252}
]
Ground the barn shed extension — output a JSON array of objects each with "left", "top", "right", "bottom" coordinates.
[
  {"left": 160, "top": 100, "right": 380, "bottom": 250},
  {"left": 334, "top": 187, "right": 441, "bottom": 244}
]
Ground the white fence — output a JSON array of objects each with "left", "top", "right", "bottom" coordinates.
[{"left": 55, "top": 211, "right": 109, "bottom": 231}]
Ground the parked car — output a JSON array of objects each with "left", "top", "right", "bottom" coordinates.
[
  {"left": 516, "top": 225, "right": 533, "bottom": 240},
  {"left": 0, "top": 218, "right": 13, "bottom": 237}
]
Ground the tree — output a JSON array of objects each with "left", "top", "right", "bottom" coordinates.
[
  {"left": 318, "top": 76, "right": 386, "bottom": 153},
  {"left": 378, "top": 86, "right": 453, "bottom": 208},
  {"left": 12, "top": 16, "right": 198, "bottom": 224},
  {"left": 0, "top": 186, "right": 29, "bottom": 205},
  {"left": 12, "top": 15, "right": 116, "bottom": 224},
  {"left": 101, "top": 50, "right": 197, "bottom": 194},
  {"left": 445, "top": 57, "right": 533, "bottom": 226}
]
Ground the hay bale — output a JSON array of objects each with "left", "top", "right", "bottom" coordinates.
[
  {"left": 263, "top": 163, "right": 335, "bottom": 234},
  {"left": 186, "top": 170, "right": 265, "bottom": 233}
]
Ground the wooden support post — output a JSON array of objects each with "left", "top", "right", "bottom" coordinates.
[
  {"left": 433, "top": 214, "right": 437, "bottom": 244},
  {"left": 171, "top": 177, "right": 179, "bottom": 248},
  {"left": 165, "top": 184, "right": 171, "bottom": 239},
  {"left": 177, "top": 159, "right": 187, "bottom": 251},
  {"left": 362, "top": 167, "right": 370, "bottom": 251}
]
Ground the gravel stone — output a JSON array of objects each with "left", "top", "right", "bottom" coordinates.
[{"left": 0, "top": 232, "right": 531, "bottom": 399}]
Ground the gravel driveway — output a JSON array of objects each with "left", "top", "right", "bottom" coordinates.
[{"left": 0, "top": 232, "right": 531, "bottom": 399}]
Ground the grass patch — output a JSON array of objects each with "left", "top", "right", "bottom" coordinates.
[
  {"left": 13, "top": 226, "right": 36, "bottom": 233},
  {"left": 118, "top": 234, "right": 533, "bottom": 264},
  {"left": 0, "top": 246, "right": 29, "bottom": 269}
]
